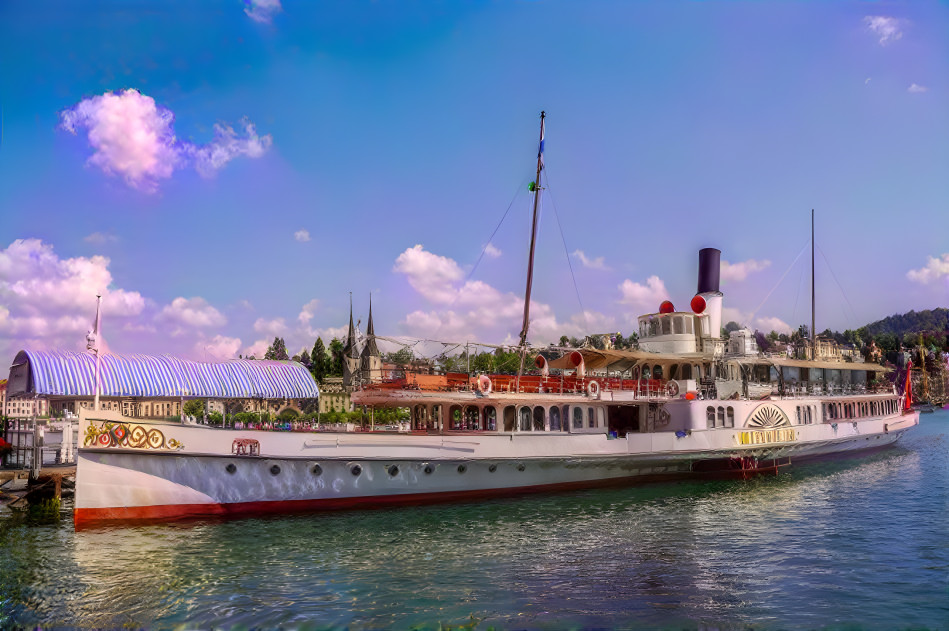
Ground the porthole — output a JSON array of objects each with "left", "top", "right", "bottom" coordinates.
[
  {"left": 351, "top": 464, "right": 362, "bottom": 476},
  {"left": 488, "top": 464, "right": 497, "bottom": 473},
  {"left": 424, "top": 465, "right": 434, "bottom": 475},
  {"left": 311, "top": 464, "right": 322, "bottom": 476},
  {"left": 517, "top": 463, "right": 526, "bottom": 472},
  {"left": 270, "top": 464, "right": 281, "bottom": 476},
  {"left": 388, "top": 465, "right": 399, "bottom": 477},
  {"left": 457, "top": 464, "right": 467, "bottom": 474},
  {"left": 225, "top": 463, "right": 237, "bottom": 474}
]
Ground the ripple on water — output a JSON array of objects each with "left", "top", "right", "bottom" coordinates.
[{"left": 1, "top": 412, "right": 948, "bottom": 629}]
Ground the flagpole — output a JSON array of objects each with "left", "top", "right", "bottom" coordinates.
[
  {"left": 87, "top": 295, "right": 102, "bottom": 412},
  {"left": 517, "top": 111, "right": 545, "bottom": 384},
  {"left": 811, "top": 209, "right": 815, "bottom": 361}
]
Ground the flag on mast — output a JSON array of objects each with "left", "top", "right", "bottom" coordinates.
[
  {"left": 537, "top": 119, "right": 545, "bottom": 169},
  {"left": 904, "top": 360, "right": 913, "bottom": 411}
]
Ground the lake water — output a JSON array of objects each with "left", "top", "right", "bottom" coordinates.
[{"left": 2, "top": 410, "right": 947, "bottom": 629}]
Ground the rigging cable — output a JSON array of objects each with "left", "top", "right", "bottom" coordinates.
[
  {"left": 541, "top": 166, "right": 590, "bottom": 333},
  {"left": 371, "top": 178, "right": 533, "bottom": 363},
  {"left": 412, "top": 178, "right": 526, "bottom": 359},
  {"left": 817, "top": 245, "right": 859, "bottom": 330},
  {"left": 463, "top": 178, "right": 529, "bottom": 288},
  {"left": 792, "top": 245, "right": 807, "bottom": 331},
  {"left": 747, "top": 240, "right": 810, "bottom": 326}
]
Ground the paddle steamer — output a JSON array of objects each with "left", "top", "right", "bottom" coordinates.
[{"left": 60, "top": 113, "right": 919, "bottom": 525}]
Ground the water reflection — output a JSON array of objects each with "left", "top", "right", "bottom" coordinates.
[{"left": 2, "top": 413, "right": 947, "bottom": 629}]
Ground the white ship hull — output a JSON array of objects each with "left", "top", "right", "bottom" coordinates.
[{"left": 74, "top": 404, "right": 918, "bottom": 527}]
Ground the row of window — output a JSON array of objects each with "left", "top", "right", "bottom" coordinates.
[
  {"left": 795, "top": 405, "right": 816, "bottom": 425},
  {"left": 708, "top": 404, "right": 819, "bottom": 428},
  {"left": 637, "top": 364, "right": 701, "bottom": 380},
  {"left": 706, "top": 406, "right": 736, "bottom": 428},
  {"left": 413, "top": 404, "right": 604, "bottom": 432},
  {"left": 824, "top": 398, "right": 897, "bottom": 420},
  {"left": 640, "top": 315, "right": 696, "bottom": 338}
]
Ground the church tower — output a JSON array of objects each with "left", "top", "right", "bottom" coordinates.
[
  {"left": 342, "top": 296, "right": 361, "bottom": 388},
  {"left": 360, "top": 296, "right": 382, "bottom": 383}
]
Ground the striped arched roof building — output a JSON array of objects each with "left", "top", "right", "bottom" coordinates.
[{"left": 7, "top": 349, "right": 319, "bottom": 400}]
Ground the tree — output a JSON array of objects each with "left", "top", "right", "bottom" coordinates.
[
  {"left": 183, "top": 399, "right": 207, "bottom": 419},
  {"left": 384, "top": 347, "right": 414, "bottom": 365},
  {"left": 722, "top": 321, "right": 742, "bottom": 338},
  {"left": 755, "top": 330, "right": 771, "bottom": 352},
  {"left": 299, "top": 398, "right": 320, "bottom": 415},
  {"left": 278, "top": 408, "right": 300, "bottom": 421},
  {"left": 585, "top": 335, "right": 605, "bottom": 350},
  {"left": 559, "top": 335, "right": 570, "bottom": 347},
  {"left": 311, "top": 337, "right": 327, "bottom": 383},
  {"left": 329, "top": 338, "right": 344, "bottom": 376},
  {"left": 264, "top": 337, "right": 289, "bottom": 361},
  {"left": 299, "top": 348, "right": 311, "bottom": 368},
  {"left": 225, "top": 400, "right": 244, "bottom": 415}
]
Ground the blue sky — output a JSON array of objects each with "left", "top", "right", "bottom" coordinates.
[{"left": 1, "top": 0, "right": 947, "bottom": 362}]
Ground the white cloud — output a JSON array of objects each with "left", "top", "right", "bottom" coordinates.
[
  {"left": 393, "top": 245, "right": 465, "bottom": 304},
  {"left": 60, "top": 89, "right": 271, "bottom": 193},
  {"left": 187, "top": 119, "right": 273, "bottom": 178},
  {"left": 864, "top": 16, "right": 904, "bottom": 46},
  {"left": 294, "top": 229, "right": 311, "bottom": 243},
  {"left": 484, "top": 243, "right": 502, "bottom": 258},
  {"left": 60, "top": 89, "right": 179, "bottom": 193},
  {"left": 198, "top": 334, "right": 242, "bottom": 360},
  {"left": 617, "top": 276, "right": 670, "bottom": 314},
  {"left": 84, "top": 232, "right": 118, "bottom": 245},
  {"left": 720, "top": 258, "right": 771, "bottom": 282},
  {"left": 533, "top": 309, "right": 617, "bottom": 342},
  {"left": 754, "top": 316, "right": 792, "bottom": 335},
  {"left": 0, "top": 239, "right": 145, "bottom": 355},
  {"left": 572, "top": 249, "right": 610, "bottom": 271},
  {"left": 244, "top": 0, "right": 282, "bottom": 23},
  {"left": 158, "top": 297, "right": 226, "bottom": 328},
  {"left": 0, "top": 239, "right": 144, "bottom": 317},
  {"left": 721, "top": 306, "right": 793, "bottom": 335},
  {"left": 401, "top": 309, "right": 474, "bottom": 341},
  {"left": 307, "top": 325, "right": 348, "bottom": 344},
  {"left": 253, "top": 317, "right": 287, "bottom": 337},
  {"left": 907, "top": 254, "right": 949, "bottom": 284},
  {"left": 242, "top": 338, "right": 270, "bottom": 359},
  {"left": 123, "top": 322, "right": 157, "bottom": 334},
  {"left": 908, "top": 83, "right": 928, "bottom": 93},
  {"left": 392, "top": 245, "right": 617, "bottom": 345},
  {"left": 298, "top": 299, "right": 320, "bottom": 325},
  {"left": 720, "top": 307, "right": 747, "bottom": 326}
]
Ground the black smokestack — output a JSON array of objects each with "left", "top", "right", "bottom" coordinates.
[{"left": 697, "top": 248, "right": 721, "bottom": 294}]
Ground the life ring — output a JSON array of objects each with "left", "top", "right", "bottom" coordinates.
[
  {"left": 478, "top": 374, "right": 493, "bottom": 394},
  {"left": 665, "top": 381, "right": 679, "bottom": 397},
  {"left": 587, "top": 380, "right": 600, "bottom": 398}
]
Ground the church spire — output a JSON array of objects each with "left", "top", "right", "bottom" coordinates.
[
  {"left": 361, "top": 294, "right": 380, "bottom": 357},
  {"left": 343, "top": 292, "right": 358, "bottom": 358},
  {"left": 342, "top": 293, "right": 360, "bottom": 388}
]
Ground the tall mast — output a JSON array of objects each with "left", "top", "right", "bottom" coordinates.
[
  {"left": 518, "top": 111, "right": 545, "bottom": 349},
  {"left": 811, "top": 209, "right": 816, "bottom": 360},
  {"left": 85, "top": 295, "right": 102, "bottom": 411}
]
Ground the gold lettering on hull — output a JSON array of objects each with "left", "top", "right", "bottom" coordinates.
[
  {"left": 739, "top": 428, "right": 796, "bottom": 445},
  {"left": 83, "top": 421, "right": 183, "bottom": 451}
]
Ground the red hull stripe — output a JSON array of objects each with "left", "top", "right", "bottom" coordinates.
[{"left": 74, "top": 473, "right": 689, "bottom": 529}]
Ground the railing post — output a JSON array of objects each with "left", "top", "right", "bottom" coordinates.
[{"left": 30, "top": 421, "right": 44, "bottom": 483}]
